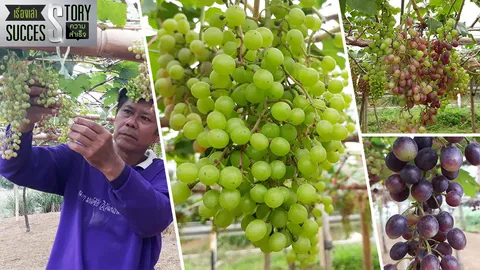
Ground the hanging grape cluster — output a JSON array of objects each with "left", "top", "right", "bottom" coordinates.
[
  {"left": 382, "top": 136, "right": 473, "bottom": 270},
  {"left": 0, "top": 52, "right": 78, "bottom": 158},
  {"left": 155, "top": 1, "right": 354, "bottom": 266},
  {"left": 349, "top": 2, "right": 470, "bottom": 132},
  {"left": 126, "top": 40, "right": 152, "bottom": 102}
]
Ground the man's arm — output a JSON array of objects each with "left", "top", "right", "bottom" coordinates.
[
  {"left": 0, "top": 128, "right": 74, "bottom": 195},
  {"left": 107, "top": 162, "right": 173, "bottom": 238}
]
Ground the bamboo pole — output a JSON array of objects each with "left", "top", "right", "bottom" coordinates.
[
  {"left": 359, "top": 193, "right": 373, "bottom": 270},
  {"left": 471, "top": 79, "right": 476, "bottom": 132}
]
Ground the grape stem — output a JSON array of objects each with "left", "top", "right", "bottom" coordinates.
[
  {"left": 239, "top": 145, "right": 245, "bottom": 172},
  {"left": 188, "top": 181, "right": 199, "bottom": 189},
  {"left": 250, "top": 103, "right": 269, "bottom": 133},
  {"left": 214, "top": 147, "right": 231, "bottom": 167},
  {"left": 199, "top": 7, "right": 205, "bottom": 41},
  {"left": 236, "top": 26, "right": 245, "bottom": 63},
  {"left": 454, "top": 0, "right": 465, "bottom": 29},
  {"left": 283, "top": 68, "right": 319, "bottom": 118}
]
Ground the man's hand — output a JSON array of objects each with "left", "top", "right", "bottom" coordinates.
[
  {"left": 18, "top": 86, "right": 61, "bottom": 133},
  {"left": 67, "top": 117, "right": 125, "bottom": 181}
]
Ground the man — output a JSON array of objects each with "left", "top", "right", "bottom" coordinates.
[{"left": 0, "top": 86, "right": 173, "bottom": 269}]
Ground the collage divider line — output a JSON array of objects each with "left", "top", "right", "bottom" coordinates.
[{"left": 138, "top": 0, "right": 186, "bottom": 268}]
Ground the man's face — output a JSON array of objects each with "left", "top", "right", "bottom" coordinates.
[{"left": 113, "top": 100, "right": 159, "bottom": 151}]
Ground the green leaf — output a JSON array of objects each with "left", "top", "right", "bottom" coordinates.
[
  {"left": 456, "top": 22, "right": 468, "bottom": 37},
  {"left": 141, "top": 0, "right": 157, "bottom": 14},
  {"left": 98, "top": 0, "right": 127, "bottom": 27},
  {"left": 103, "top": 87, "right": 119, "bottom": 107},
  {"left": 89, "top": 73, "right": 107, "bottom": 87},
  {"left": 345, "top": 0, "right": 377, "bottom": 15},
  {"left": 174, "top": 137, "right": 195, "bottom": 157},
  {"left": 426, "top": 18, "right": 442, "bottom": 32},
  {"left": 157, "top": 2, "right": 180, "bottom": 21},
  {"left": 317, "top": 0, "right": 327, "bottom": 8},
  {"left": 466, "top": 33, "right": 477, "bottom": 49},
  {"left": 430, "top": 0, "right": 443, "bottom": 6},
  {"left": 183, "top": 6, "right": 201, "bottom": 21},
  {"left": 339, "top": 0, "right": 346, "bottom": 14},
  {"left": 61, "top": 74, "right": 92, "bottom": 98},
  {"left": 455, "top": 169, "right": 480, "bottom": 197},
  {"left": 114, "top": 62, "right": 140, "bottom": 80}
]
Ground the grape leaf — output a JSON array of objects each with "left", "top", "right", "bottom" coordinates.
[
  {"left": 426, "top": 18, "right": 442, "bottom": 32},
  {"left": 317, "top": 0, "right": 327, "bottom": 8},
  {"left": 157, "top": 2, "right": 180, "bottom": 21},
  {"left": 102, "top": 87, "right": 119, "bottom": 106},
  {"left": 98, "top": 0, "right": 127, "bottom": 27},
  {"left": 89, "top": 73, "right": 107, "bottom": 87},
  {"left": 346, "top": 0, "right": 377, "bottom": 15},
  {"left": 455, "top": 169, "right": 480, "bottom": 197},
  {"left": 61, "top": 74, "right": 92, "bottom": 98},
  {"left": 319, "top": 38, "right": 346, "bottom": 69},
  {"left": 114, "top": 62, "right": 140, "bottom": 80},
  {"left": 456, "top": 22, "right": 468, "bottom": 37}
]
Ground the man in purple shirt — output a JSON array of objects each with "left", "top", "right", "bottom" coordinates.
[{"left": 0, "top": 86, "right": 173, "bottom": 269}]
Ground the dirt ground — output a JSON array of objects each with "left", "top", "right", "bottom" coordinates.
[
  {"left": 378, "top": 224, "right": 478, "bottom": 270},
  {"left": 0, "top": 212, "right": 182, "bottom": 269}
]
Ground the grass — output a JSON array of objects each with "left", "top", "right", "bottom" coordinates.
[
  {"left": 465, "top": 208, "right": 480, "bottom": 233},
  {"left": 183, "top": 243, "right": 380, "bottom": 270},
  {"left": 365, "top": 105, "right": 480, "bottom": 133}
]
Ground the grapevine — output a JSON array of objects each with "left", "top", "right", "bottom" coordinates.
[
  {"left": 345, "top": 1, "right": 471, "bottom": 132},
  {"left": 381, "top": 136, "right": 473, "bottom": 270},
  {"left": 154, "top": 1, "right": 355, "bottom": 266}
]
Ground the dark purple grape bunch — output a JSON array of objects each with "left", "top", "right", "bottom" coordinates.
[{"left": 382, "top": 137, "right": 470, "bottom": 270}]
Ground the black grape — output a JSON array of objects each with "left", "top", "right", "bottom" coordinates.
[
  {"left": 411, "top": 179, "right": 433, "bottom": 202},
  {"left": 431, "top": 175, "right": 448, "bottom": 193},
  {"left": 465, "top": 142, "right": 480, "bottom": 165},
  {"left": 440, "top": 255, "right": 460, "bottom": 270},
  {"left": 390, "top": 186, "right": 410, "bottom": 202},
  {"left": 440, "top": 146, "right": 463, "bottom": 172},
  {"left": 414, "top": 137, "right": 433, "bottom": 150},
  {"left": 417, "top": 215, "right": 439, "bottom": 238},
  {"left": 435, "top": 242, "right": 452, "bottom": 256},
  {"left": 426, "top": 193, "right": 442, "bottom": 209},
  {"left": 421, "top": 254, "right": 440, "bottom": 270},
  {"left": 444, "top": 137, "right": 464, "bottom": 143},
  {"left": 385, "top": 151, "right": 407, "bottom": 172},
  {"left": 414, "top": 148, "right": 438, "bottom": 171},
  {"left": 447, "top": 182, "right": 464, "bottom": 196},
  {"left": 399, "top": 164, "right": 422, "bottom": 184},
  {"left": 385, "top": 174, "right": 406, "bottom": 193},
  {"left": 385, "top": 214, "right": 408, "bottom": 239},
  {"left": 446, "top": 192, "right": 461, "bottom": 207},
  {"left": 447, "top": 228, "right": 466, "bottom": 250},
  {"left": 407, "top": 240, "right": 419, "bottom": 256},
  {"left": 436, "top": 211, "right": 454, "bottom": 232},
  {"left": 389, "top": 241, "right": 408, "bottom": 260},
  {"left": 384, "top": 264, "right": 398, "bottom": 270},
  {"left": 441, "top": 167, "right": 459, "bottom": 180},
  {"left": 392, "top": 137, "right": 418, "bottom": 162}
]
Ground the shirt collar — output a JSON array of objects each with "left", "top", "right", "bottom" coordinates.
[{"left": 136, "top": 150, "right": 156, "bottom": 169}]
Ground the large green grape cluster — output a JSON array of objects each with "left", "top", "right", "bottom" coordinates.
[
  {"left": 126, "top": 40, "right": 152, "bottom": 102},
  {"left": 157, "top": 1, "right": 354, "bottom": 265}
]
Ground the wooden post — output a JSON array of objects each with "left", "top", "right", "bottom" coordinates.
[
  {"left": 23, "top": 187, "right": 30, "bottom": 232},
  {"left": 359, "top": 193, "right": 373, "bottom": 270},
  {"left": 210, "top": 222, "right": 217, "bottom": 270},
  {"left": 322, "top": 209, "right": 332, "bottom": 270},
  {"left": 378, "top": 195, "right": 388, "bottom": 254},
  {"left": 14, "top": 184, "right": 19, "bottom": 221},
  {"left": 471, "top": 79, "right": 476, "bottom": 133},
  {"left": 264, "top": 253, "right": 271, "bottom": 270},
  {"left": 317, "top": 222, "right": 326, "bottom": 270}
]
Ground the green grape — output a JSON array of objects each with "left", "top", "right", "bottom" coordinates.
[
  {"left": 245, "top": 219, "right": 267, "bottom": 242},
  {"left": 305, "top": 14, "right": 321, "bottom": 30},
  {"left": 171, "top": 181, "right": 191, "bottom": 203},
  {"left": 230, "top": 126, "right": 251, "bottom": 145},
  {"left": 269, "top": 232, "right": 287, "bottom": 252},
  {"left": 310, "top": 145, "right": 327, "bottom": 163},
  {"left": 199, "top": 203, "right": 217, "bottom": 218},
  {"left": 287, "top": 8, "right": 306, "bottom": 26},
  {"left": 297, "top": 184, "right": 316, "bottom": 204},
  {"left": 261, "top": 123, "right": 280, "bottom": 138},
  {"left": 253, "top": 69, "right": 273, "bottom": 89},
  {"left": 176, "top": 162, "right": 198, "bottom": 183},
  {"left": 270, "top": 137, "right": 290, "bottom": 156},
  {"left": 245, "top": 83, "right": 265, "bottom": 104},
  {"left": 328, "top": 79, "right": 344, "bottom": 94},
  {"left": 252, "top": 161, "right": 272, "bottom": 181},
  {"left": 250, "top": 133, "right": 269, "bottom": 150},
  {"left": 264, "top": 187, "right": 284, "bottom": 208},
  {"left": 219, "top": 166, "right": 243, "bottom": 189},
  {"left": 207, "top": 111, "right": 227, "bottom": 130},
  {"left": 219, "top": 189, "right": 241, "bottom": 210},
  {"left": 225, "top": 5, "right": 245, "bottom": 26},
  {"left": 299, "top": 68, "right": 319, "bottom": 86},
  {"left": 198, "top": 165, "right": 220, "bottom": 186},
  {"left": 298, "top": 156, "right": 317, "bottom": 176},
  {"left": 244, "top": 30, "right": 263, "bottom": 50},
  {"left": 270, "top": 160, "right": 287, "bottom": 180},
  {"left": 266, "top": 82, "right": 284, "bottom": 100},
  {"left": 203, "top": 189, "right": 220, "bottom": 208},
  {"left": 271, "top": 208, "right": 288, "bottom": 228},
  {"left": 289, "top": 108, "right": 306, "bottom": 125},
  {"left": 204, "top": 27, "right": 223, "bottom": 47},
  {"left": 212, "top": 54, "right": 236, "bottom": 75},
  {"left": 191, "top": 81, "right": 211, "bottom": 99},
  {"left": 288, "top": 204, "right": 308, "bottom": 224},
  {"left": 257, "top": 27, "right": 273, "bottom": 47},
  {"left": 183, "top": 121, "right": 204, "bottom": 140},
  {"left": 286, "top": 29, "right": 304, "bottom": 46},
  {"left": 293, "top": 236, "right": 311, "bottom": 254},
  {"left": 322, "top": 108, "right": 340, "bottom": 124},
  {"left": 250, "top": 184, "right": 268, "bottom": 203},
  {"left": 215, "top": 209, "right": 234, "bottom": 228},
  {"left": 208, "top": 129, "right": 229, "bottom": 148},
  {"left": 271, "top": 102, "right": 292, "bottom": 121}
]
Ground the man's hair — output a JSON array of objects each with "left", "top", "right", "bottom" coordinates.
[{"left": 116, "top": 88, "right": 153, "bottom": 115}]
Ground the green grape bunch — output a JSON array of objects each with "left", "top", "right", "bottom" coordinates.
[
  {"left": 0, "top": 52, "right": 77, "bottom": 159},
  {"left": 156, "top": 1, "right": 355, "bottom": 266},
  {"left": 126, "top": 40, "right": 152, "bottom": 102}
]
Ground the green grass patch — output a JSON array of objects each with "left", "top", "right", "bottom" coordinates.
[
  {"left": 183, "top": 243, "right": 380, "bottom": 270},
  {"left": 366, "top": 105, "right": 480, "bottom": 133}
]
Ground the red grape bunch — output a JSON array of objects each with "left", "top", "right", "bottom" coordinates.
[{"left": 382, "top": 136, "right": 474, "bottom": 270}]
